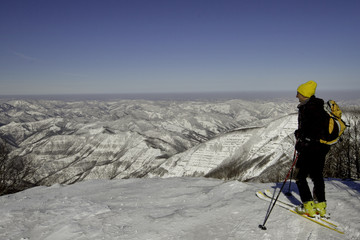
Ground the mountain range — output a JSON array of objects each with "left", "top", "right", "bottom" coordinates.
[{"left": 0, "top": 97, "right": 358, "bottom": 186}]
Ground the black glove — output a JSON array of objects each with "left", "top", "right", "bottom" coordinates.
[
  {"left": 294, "top": 130, "right": 302, "bottom": 140},
  {"left": 295, "top": 140, "right": 304, "bottom": 152}
]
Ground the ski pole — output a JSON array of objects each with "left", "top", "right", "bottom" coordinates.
[
  {"left": 259, "top": 151, "right": 299, "bottom": 230},
  {"left": 285, "top": 149, "right": 298, "bottom": 196}
]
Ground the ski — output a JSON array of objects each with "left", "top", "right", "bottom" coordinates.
[{"left": 256, "top": 191, "right": 344, "bottom": 234}]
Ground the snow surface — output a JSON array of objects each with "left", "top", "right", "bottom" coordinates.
[{"left": 0, "top": 177, "right": 359, "bottom": 240}]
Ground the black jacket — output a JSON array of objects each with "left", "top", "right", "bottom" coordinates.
[{"left": 296, "top": 95, "right": 328, "bottom": 143}]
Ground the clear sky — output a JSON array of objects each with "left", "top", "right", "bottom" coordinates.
[{"left": 1, "top": 0, "right": 359, "bottom": 95}]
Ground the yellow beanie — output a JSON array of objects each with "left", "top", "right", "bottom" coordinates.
[{"left": 297, "top": 80, "right": 317, "bottom": 98}]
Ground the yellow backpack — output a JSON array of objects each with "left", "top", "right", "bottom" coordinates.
[{"left": 319, "top": 100, "right": 348, "bottom": 145}]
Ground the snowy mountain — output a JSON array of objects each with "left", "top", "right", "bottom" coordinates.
[
  {"left": 0, "top": 98, "right": 298, "bottom": 186},
  {"left": 0, "top": 177, "right": 359, "bottom": 239}
]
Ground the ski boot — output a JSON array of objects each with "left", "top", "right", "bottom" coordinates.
[
  {"left": 295, "top": 201, "right": 316, "bottom": 217},
  {"left": 315, "top": 201, "right": 327, "bottom": 217}
]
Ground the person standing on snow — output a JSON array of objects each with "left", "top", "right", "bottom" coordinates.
[{"left": 294, "top": 80, "right": 330, "bottom": 217}]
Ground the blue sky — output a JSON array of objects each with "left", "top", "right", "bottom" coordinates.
[{"left": 1, "top": 0, "right": 359, "bottom": 95}]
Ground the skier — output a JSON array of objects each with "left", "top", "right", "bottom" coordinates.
[{"left": 294, "top": 80, "right": 330, "bottom": 217}]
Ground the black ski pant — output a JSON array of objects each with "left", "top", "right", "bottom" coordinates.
[{"left": 295, "top": 143, "right": 330, "bottom": 203}]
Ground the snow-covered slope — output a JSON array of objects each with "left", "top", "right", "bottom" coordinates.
[
  {"left": 0, "top": 177, "right": 359, "bottom": 239},
  {"left": 153, "top": 114, "right": 297, "bottom": 181}
]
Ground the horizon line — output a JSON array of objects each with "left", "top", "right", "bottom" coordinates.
[{"left": 1, "top": 89, "right": 360, "bottom": 96}]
